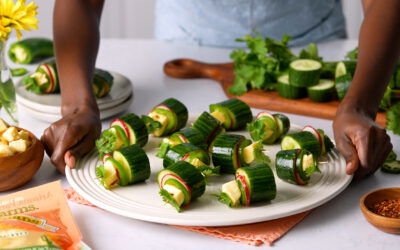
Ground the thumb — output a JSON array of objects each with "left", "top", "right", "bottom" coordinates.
[
  {"left": 336, "top": 135, "right": 360, "bottom": 175},
  {"left": 64, "top": 150, "right": 76, "bottom": 169}
]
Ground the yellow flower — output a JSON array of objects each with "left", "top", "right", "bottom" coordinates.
[{"left": 0, "top": 0, "right": 38, "bottom": 40}]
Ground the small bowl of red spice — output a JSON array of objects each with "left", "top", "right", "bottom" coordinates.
[{"left": 360, "top": 187, "right": 400, "bottom": 234}]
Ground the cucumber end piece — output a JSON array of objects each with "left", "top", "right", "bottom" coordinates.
[{"left": 281, "top": 136, "right": 302, "bottom": 150}]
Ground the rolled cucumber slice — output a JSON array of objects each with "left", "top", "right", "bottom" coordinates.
[
  {"left": 111, "top": 113, "right": 149, "bottom": 147},
  {"left": 276, "top": 73, "right": 307, "bottom": 99},
  {"left": 158, "top": 161, "right": 206, "bottom": 212},
  {"left": 281, "top": 131, "right": 321, "bottom": 157},
  {"left": 209, "top": 99, "right": 253, "bottom": 130},
  {"left": 236, "top": 162, "right": 276, "bottom": 205},
  {"left": 289, "top": 59, "right": 322, "bottom": 87},
  {"left": 247, "top": 112, "right": 279, "bottom": 144},
  {"left": 307, "top": 79, "right": 335, "bottom": 102},
  {"left": 272, "top": 113, "right": 290, "bottom": 137},
  {"left": 192, "top": 112, "right": 225, "bottom": 145},
  {"left": 162, "top": 143, "right": 211, "bottom": 169},
  {"left": 113, "top": 144, "right": 151, "bottom": 184},
  {"left": 96, "top": 126, "right": 129, "bottom": 157},
  {"left": 211, "top": 134, "right": 250, "bottom": 174},
  {"left": 275, "top": 149, "right": 319, "bottom": 185}
]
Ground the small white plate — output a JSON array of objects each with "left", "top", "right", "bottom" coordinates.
[
  {"left": 18, "top": 94, "right": 133, "bottom": 123},
  {"left": 16, "top": 71, "right": 133, "bottom": 113},
  {"left": 66, "top": 119, "right": 352, "bottom": 227}
]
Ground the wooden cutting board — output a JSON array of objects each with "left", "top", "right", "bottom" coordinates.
[{"left": 163, "top": 58, "right": 387, "bottom": 127}]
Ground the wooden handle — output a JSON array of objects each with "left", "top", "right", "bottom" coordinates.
[{"left": 163, "top": 58, "right": 232, "bottom": 81}]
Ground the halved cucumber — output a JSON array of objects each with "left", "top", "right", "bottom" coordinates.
[
  {"left": 335, "top": 61, "right": 357, "bottom": 78},
  {"left": 113, "top": 145, "right": 151, "bottom": 184},
  {"left": 192, "top": 112, "right": 225, "bottom": 145},
  {"left": 289, "top": 59, "right": 322, "bottom": 87},
  {"left": 211, "top": 134, "right": 250, "bottom": 174},
  {"left": 307, "top": 79, "right": 335, "bottom": 102},
  {"left": 235, "top": 162, "right": 276, "bottom": 205},
  {"left": 247, "top": 112, "right": 279, "bottom": 144},
  {"left": 275, "top": 149, "right": 319, "bottom": 185},
  {"left": 277, "top": 73, "right": 307, "bottom": 99},
  {"left": 158, "top": 161, "right": 206, "bottom": 212},
  {"left": 111, "top": 113, "right": 148, "bottom": 147},
  {"left": 162, "top": 143, "right": 210, "bottom": 169},
  {"left": 209, "top": 99, "right": 253, "bottom": 130},
  {"left": 281, "top": 131, "right": 321, "bottom": 157}
]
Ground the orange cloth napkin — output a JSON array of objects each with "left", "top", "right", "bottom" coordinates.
[{"left": 64, "top": 187, "right": 310, "bottom": 246}]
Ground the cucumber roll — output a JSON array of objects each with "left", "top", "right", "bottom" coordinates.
[
  {"left": 335, "top": 73, "right": 352, "bottom": 100},
  {"left": 96, "top": 113, "right": 148, "bottom": 157},
  {"left": 156, "top": 128, "right": 206, "bottom": 158},
  {"left": 192, "top": 112, "right": 225, "bottom": 146},
  {"left": 247, "top": 112, "right": 289, "bottom": 144},
  {"left": 96, "top": 144, "right": 150, "bottom": 189},
  {"left": 158, "top": 161, "right": 206, "bottom": 212},
  {"left": 302, "top": 126, "right": 334, "bottom": 154},
  {"left": 93, "top": 69, "right": 114, "bottom": 98},
  {"left": 162, "top": 143, "right": 218, "bottom": 175},
  {"left": 212, "top": 134, "right": 270, "bottom": 174},
  {"left": 335, "top": 61, "right": 357, "bottom": 78},
  {"left": 289, "top": 59, "right": 322, "bottom": 87},
  {"left": 145, "top": 98, "right": 189, "bottom": 137},
  {"left": 216, "top": 163, "right": 276, "bottom": 207},
  {"left": 307, "top": 79, "right": 335, "bottom": 102},
  {"left": 281, "top": 131, "right": 321, "bottom": 157},
  {"left": 275, "top": 149, "right": 319, "bottom": 185},
  {"left": 276, "top": 73, "right": 307, "bottom": 99},
  {"left": 209, "top": 98, "right": 253, "bottom": 130},
  {"left": 22, "top": 60, "right": 59, "bottom": 94},
  {"left": 8, "top": 38, "right": 54, "bottom": 64}
]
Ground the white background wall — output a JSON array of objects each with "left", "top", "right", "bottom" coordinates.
[{"left": 24, "top": 0, "right": 363, "bottom": 41}]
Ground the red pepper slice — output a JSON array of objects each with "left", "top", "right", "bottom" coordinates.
[
  {"left": 111, "top": 119, "right": 131, "bottom": 141},
  {"left": 236, "top": 174, "right": 250, "bottom": 206},
  {"left": 160, "top": 173, "right": 192, "bottom": 200}
]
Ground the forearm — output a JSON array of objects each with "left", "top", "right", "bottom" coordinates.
[
  {"left": 340, "top": 0, "right": 400, "bottom": 118},
  {"left": 53, "top": 0, "right": 104, "bottom": 115}
]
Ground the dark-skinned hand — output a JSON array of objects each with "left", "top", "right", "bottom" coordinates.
[
  {"left": 41, "top": 110, "right": 101, "bottom": 174},
  {"left": 333, "top": 109, "right": 392, "bottom": 180}
]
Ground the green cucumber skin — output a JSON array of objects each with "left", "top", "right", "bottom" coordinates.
[
  {"left": 210, "top": 99, "right": 253, "bottom": 130},
  {"left": 212, "top": 134, "right": 246, "bottom": 174},
  {"left": 163, "top": 143, "right": 210, "bottom": 168},
  {"left": 8, "top": 38, "right": 54, "bottom": 64},
  {"left": 159, "top": 161, "right": 206, "bottom": 201},
  {"left": 281, "top": 131, "right": 321, "bottom": 157},
  {"left": 119, "top": 113, "right": 149, "bottom": 147},
  {"left": 237, "top": 163, "right": 276, "bottom": 203},
  {"left": 158, "top": 98, "right": 189, "bottom": 132},
  {"left": 294, "top": 150, "right": 311, "bottom": 182},
  {"left": 289, "top": 60, "right": 321, "bottom": 87},
  {"left": 324, "top": 135, "right": 335, "bottom": 153},
  {"left": 273, "top": 113, "right": 290, "bottom": 137},
  {"left": 93, "top": 69, "right": 114, "bottom": 98},
  {"left": 171, "top": 128, "right": 207, "bottom": 150},
  {"left": 307, "top": 81, "right": 335, "bottom": 103},
  {"left": 107, "top": 158, "right": 130, "bottom": 186},
  {"left": 335, "top": 73, "right": 352, "bottom": 100},
  {"left": 275, "top": 150, "right": 298, "bottom": 184},
  {"left": 192, "top": 112, "right": 224, "bottom": 145},
  {"left": 320, "top": 61, "right": 338, "bottom": 79},
  {"left": 277, "top": 81, "right": 307, "bottom": 99},
  {"left": 114, "top": 145, "right": 150, "bottom": 183}
]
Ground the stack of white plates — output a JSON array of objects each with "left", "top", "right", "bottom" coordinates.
[{"left": 16, "top": 72, "right": 133, "bottom": 123}]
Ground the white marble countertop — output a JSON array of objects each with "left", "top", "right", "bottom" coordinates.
[{"left": 7, "top": 39, "right": 400, "bottom": 250}]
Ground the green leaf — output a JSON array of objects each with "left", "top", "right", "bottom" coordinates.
[
  {"left": 247, "top": 119, "right": 267, "bottom": 141},
  {"left": 299, "top": 43, "right": 322, "bottom": 61},
  {"left": 387, "top": 102, "right": 400, "bottom": 135},
  {"left": 96, "top": 165, "right": 105, "bottom": 178},
  {"left": 22, "top": 76, "right": 42, "bottom": 94},
  {"left": 252, "top": 140, "right": 271, "bottom": 163},
  {"left": 346, "top": 47, "right": 358, "bottom": 60},
  {"left": 213, "top": 192, "right": 237, "bottom": 208},
  {"left": 156, "top": 139, "right": 170, "bottom": 158},
  {"left": 159, "top": 189, "right": 182, "bottom": 212},
  {"left": 198, "top": 165, "right": 220, "bottom": 177},
  {"left": 95, "top": 129, "right": 117, "bottom": 158},
  {"left": 11, "top": 67, "right": 28, "bottom": 77},
  {"left": 141, "top": 115, "right": 162, "bottom": 133}
]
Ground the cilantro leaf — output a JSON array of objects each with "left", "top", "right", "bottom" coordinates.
[
  {"left": 95, "top": 129, "right": 117, "bottom": 158},
  {"left": 299, "top": 43, "right": 322, "bottom": 61},
  {"left": 159, "top": 189, "right": 182, "bottom": 212}
]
